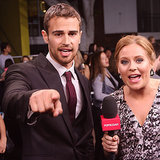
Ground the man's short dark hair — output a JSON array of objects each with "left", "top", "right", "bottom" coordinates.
[{"left": 43, "top": 3, "right": 81, "bottom": 33}]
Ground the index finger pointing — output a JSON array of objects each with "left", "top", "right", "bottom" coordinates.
[{"left": 52, "top": 100, "right": 63, "bottom": 117}]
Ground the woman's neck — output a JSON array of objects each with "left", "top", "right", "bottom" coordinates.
[{"left": 124, "top": 78, "right": 159, "bottom": 99}]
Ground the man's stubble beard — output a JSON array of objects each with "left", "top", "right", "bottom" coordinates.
[{"left": 50, "top": 49, "right": 77, "bottom": 66}]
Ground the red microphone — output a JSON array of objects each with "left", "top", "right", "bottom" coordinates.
[
  {"left": 101, "top": 95, "right": 120, "bottom": 135},
  {"left": 101, "top": 95, "right": 121, "bottom": 159},
  {"left": 101, "top": 114, "right": 120, "bottom": 132}
]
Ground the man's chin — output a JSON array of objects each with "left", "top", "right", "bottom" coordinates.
[{"left": 60, "top": 59, "right": 74, "bottom": 68}]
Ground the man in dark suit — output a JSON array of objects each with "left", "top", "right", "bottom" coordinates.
[{"left": 2, "top": 3, "right": 94, "bottom": 160}]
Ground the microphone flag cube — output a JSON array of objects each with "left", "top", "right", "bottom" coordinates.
[{"left": 101, "top": 115, "right": 121, "bottom": 131}]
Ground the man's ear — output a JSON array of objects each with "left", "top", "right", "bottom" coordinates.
[
  {"left": 41, "top": 30, "right": 49, "bottom": 44},
  {"left": 79, "top": 30, "right": 82, "bottom": 44},
  {"left": 158, "top": 55, "right": 160, "bottom": 61}
]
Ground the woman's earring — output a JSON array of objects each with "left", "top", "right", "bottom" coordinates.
[
  {"left": 119, "top": 74, "right": 122, "bottom": 79},
  {"left": 150, "top": 69, "right": 154, "bottom": 76}
]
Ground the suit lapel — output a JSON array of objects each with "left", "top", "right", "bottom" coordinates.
[
  {"left": 33, "top": 54, "right": 74, "bottom": 139},
  {"left": 75, "top": 69, "right": 89, "bottom": 103}
]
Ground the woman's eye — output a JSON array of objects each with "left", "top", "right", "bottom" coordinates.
[
  {"left": 136, "top": 58, "right": 143, "bottom": 63},
  {"left": 121, "top": 60, "right": 128, "bottom": 65}
]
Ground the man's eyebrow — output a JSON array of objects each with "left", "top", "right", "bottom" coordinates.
[
  {"left": 69, "top": 30, "right": 78, "bottom": 33},
  {"left": 52, "top": 30, "right": 78, "bottom": 33},
  {"left": 52, "top": 30, "right": 64, "bottom": 34}
]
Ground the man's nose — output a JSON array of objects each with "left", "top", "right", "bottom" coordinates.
[{"left": 62, "top": 34, "right": 71, "bottom": 45}]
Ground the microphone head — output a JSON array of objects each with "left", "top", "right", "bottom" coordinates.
[{"left": 102, "top": 96, "right": 117, "bottom": 119}]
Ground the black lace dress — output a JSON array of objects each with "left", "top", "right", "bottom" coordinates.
[{"left": 111, "top": 87, "right": 160, "bottom": 160}]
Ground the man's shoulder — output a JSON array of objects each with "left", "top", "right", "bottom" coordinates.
[
  {"left": 18, "top": 53, "right": 46, "bottom": 67},
  {"left": 7, "top": 61, "right": 35, "bottom": 73},
  {"left": 8, "top": 54, "right": 50, "bottom": 73}
]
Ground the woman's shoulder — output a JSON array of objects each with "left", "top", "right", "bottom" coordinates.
[
  {"left": 93, "top": 73, "right": 102, "bottom": 81},
  {"left": 111, "top": 87, "right": 124, "bottom": 100},
  {"left": 150, "top": 78, "right": 160, "bottom": 90}
]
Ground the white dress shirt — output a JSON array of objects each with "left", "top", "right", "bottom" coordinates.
[{"left": 46, "top": 53, "right": 83, "bottom": 118}]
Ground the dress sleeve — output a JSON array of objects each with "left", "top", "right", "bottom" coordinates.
[{"left": 92, "top": 75, "right": 108, "bottom": 102}]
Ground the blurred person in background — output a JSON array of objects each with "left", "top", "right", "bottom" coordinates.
[
  {"left": 74, "top": 51, "right": 90, "bottom": 79},
  {"left": 152, "top": 45, "right": 160, "bottom": 78},
  {"left": 148, "top": 35, "right": 160, "bottom": 49},
  {"left": 105, "top": 48, "right": 112, "bottom": 60},
  {"left": 0, "top": 42, "right": 14, "bottom": 71},
  {"left": 82, "top": 52, "right": 89, "bottom": 64},
  {"left": 86, "top": 43, "right": 97, "bottom": 71},
  {"left": 0, "top": 59, "right": 14, "bottom": 82},
  {"left": 148, "top": 36, "right": 156, "bottom": 46},
  {"left": 90, "top": 51, "right": 119, "bottom": 160},
  {"left": 0, "top": 113, "right": 7, "bottom": 159},
  {"left": 97, "top": 46, "right": 104, "bottom": 52},
  {"left": 89, "top": 43, "right": 97, "bottom": 55},
  {"left": 90, "top": 51, "right": 119, "bottom": 108},
  {"left": 0, "top": 59, "right": 14, "bottom": 109},
  {"left": 21, "top": 56, "right": 30, "bottom": 63}
]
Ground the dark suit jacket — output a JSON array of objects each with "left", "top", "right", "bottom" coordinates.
[{"left": 2, "top": 53, "right": 94, "bottom": 160}]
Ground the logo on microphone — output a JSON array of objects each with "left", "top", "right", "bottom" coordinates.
[
  {"left": 101, "top": 115, "right": 121, "bottom": 131},
  {"left": 104, "top": 123, "right": 119, "bottom": 127}
]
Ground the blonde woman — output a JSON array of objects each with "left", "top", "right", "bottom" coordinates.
[{"left": 102, "top": 35, "right": 160, "bottom": 159}]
